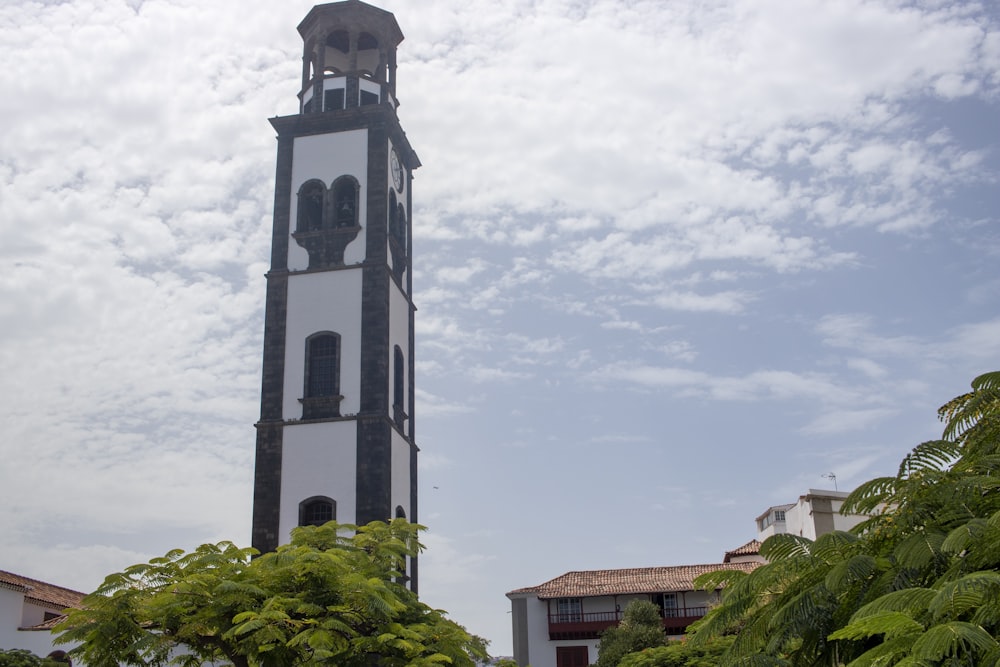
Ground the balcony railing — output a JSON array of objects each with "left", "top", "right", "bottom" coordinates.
[{"left": 547, "top": 608, "right": 709, "bottom": 640}]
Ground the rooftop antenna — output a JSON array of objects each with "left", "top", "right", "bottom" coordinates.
[{"left": 822, "top": 472, "right": 838, "bottom": 491}]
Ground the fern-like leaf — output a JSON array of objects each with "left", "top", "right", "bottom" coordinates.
[
  {"left": 829, "top": 611, "right": 924, "bottom": 641},
  {"left": 910, "top": 621, "right": 998, "bottom": 662},
  {"left": 759, "top": 533, "right": 813, "bottom": 561},
  {"left": 851, "top": 588, "right": 936, "bottom": 621}
]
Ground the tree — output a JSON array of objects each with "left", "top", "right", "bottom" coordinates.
[
  {"left": 690, "top": 371, "right": 1000, "bottom": 666},
  {"left": 0, "top": 649, "right": 70, "bottom": 667},
  {"left": 54, "top": 519, "right": 488, "bottom": 667},
  {"left": 596, "top": 600, "right": 668, "bottom": 667},
  {"left": 617, "top": 636, "right": 735, "bottom": 667}
]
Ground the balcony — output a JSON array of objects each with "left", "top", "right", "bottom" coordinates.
[{"left": 547, "top": 608, "right": 709, "bottom": 640}]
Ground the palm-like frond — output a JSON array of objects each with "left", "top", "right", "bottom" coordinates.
[
  {"left": 941, "top": 371, "right": 1000, "bottom": 442},
  {"left": 828, "top": 611, "right": 924, "bottom": 641},
  {"left": 825, "top": 554, "right": 878, "bottom": 593},
  {"left": 851, "top": 589, "right": 936, "bottom": 621},
  {"left": 759, "top": 533, "right": 813, "bottom": 561},
  {"left": 843, "top": 477, "right": 897, "bottom": 515},
  {"left": 910, "top": 621, "right": 998, "bottom": 662},
  {"left": 928, "top": 571, "right": 1000, "bottom": 621},
  {"left": 898, "top": 440, "right": 961, "bottom": 477},
  {"left": 893, "top": 531, "right": 946, "bottom": 570}
]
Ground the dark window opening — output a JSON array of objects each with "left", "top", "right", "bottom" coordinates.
[
  {"left": 299, "top": 497, "right": 336, "bottom": 527},
  {"left": 556, "top": 646, "right": 589, "bottom": 667},
  {"left": 653, "top": 592, "right": 679, "bottom": 617},
  {"left": 297, "top": 180, "right": 325, "bottom": 232},
  {"left": 394, "top": 204, "right": 407, "bottom": 248},
  {"left": 358, "top": 32, "right": 378, "bottom": 50},
  {"left": 303, "top": 96, "right": 317, "bottom": 114},
  {"left": 394, "top": 346, "right": 404, "bottom": 408},
  {"left": 395, "top": 505, "right": 406, "bottom": 519},
  {"left": 324, "top": 88, "right": 345, "bottom": 111},
  {"left": 332, "top": 177, "right": 358, "bottom": 227},
  {"left": 326, "top": 30, "right": 349, "bottom": 53},
  {"left": 306, "top": 333, "right": 339, "bottom": 398},
  {"left": 359, "top": 89, "right": 379, "bottom": 106}
]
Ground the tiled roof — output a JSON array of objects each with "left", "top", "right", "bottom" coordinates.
[
  {"left": 20, "top": 615, "right": 68, "bottom": 632},
  {"left": 0, "top": 570, "right": 86, "bottom": 610},
  {"left": 508, "top": 561, "right": 760, "bottom": 599},
  {"left": 723, "top": 539, "right": 762, "bottom": 562}
]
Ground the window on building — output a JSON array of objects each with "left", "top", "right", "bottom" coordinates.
[
  {"left": 297, "top": 180, "right": 326, "bottom": 232},
  {"left": 305, "top": 332, "right": 339, "bottom": 398},
  {"left": 759, "top": 508, "right": 789, "bottom": 531},
  {"left": 326, "top": 30, "right": 349, "bottom": 54},
  {"left": 556, "top": 646, "right": 589, "bottom": 667},
  {"left": 662, "top": 592, "right": 678, "bottom": 617},
  {"left": 332, "top": 176, "right": 359, "bottom": 227},
  {"left": 389, "top": 190, "right": 398, "bottom": 235},
  {"left": 299, "top": 496, "right": 336, "bottom": 526},
  {"left": 394, "top": 346, "right": 404, "bottom": 409},
  {"left": 324, "top": 88, "right": 345, "bottom": 112},
  {"left": 360, "top": 89, "right": 379, "bottom": 106},
  {"left": 394, "top": 204, "right": 407, "bottom": 248},
  {"left": 556, "top": 597, "right": 582, "bottom": 623}
]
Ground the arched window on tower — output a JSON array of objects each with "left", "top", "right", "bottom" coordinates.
[
  {"left": 389, "top": 191, "right": 397, "bottom": 221},
  {"left": 393, "top": 345, "right": 405, "bottom": 429},
  {"left": 331, "top": 176, "right": 359, "bottom": 227},
  {"left": 297, "top": 180, "right": 326, "bottom": 232},
  {"left": 299, "top": 496, "right": 336, "bottom": 527},
  {"left": 394, "top": 203, "right": 407, "bottom": 248},
  {"left": 301, "top": 332, "right": 342, "bottom": 419},
  {"left": 306, "top": 332, "right": 339, "bottom": 398}
]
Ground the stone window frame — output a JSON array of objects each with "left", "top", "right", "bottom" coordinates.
[
  {"left": 298, "top": 496, "right": 336, "bottom": 527},
  {"left": 300, "top": 331, "right": 343, "bottom": 419}
]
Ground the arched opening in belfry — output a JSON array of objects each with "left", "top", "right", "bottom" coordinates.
[
  {"left": 357, "top": 32, "right": 381, "bottom": 80},
  {"left": 331, "top": 176, "right": 359, "bottom": 227},
  {"left": 324, "top": 30, "right": 350, "bottom": 74},
  {"left": 296, "top": 180, "right": 326, "bottom": 232}
]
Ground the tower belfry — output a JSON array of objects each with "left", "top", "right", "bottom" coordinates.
[{"left": 252, "top": 0, "right": 419, "bottom": 586}]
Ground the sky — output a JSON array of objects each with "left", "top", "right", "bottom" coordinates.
[{"left": 1, "top": 0, "right": 998, "bottom": 657}]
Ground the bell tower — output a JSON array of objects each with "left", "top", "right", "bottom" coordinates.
[{"left": 252, "top": 0, "right": 419, "bottom": 586}]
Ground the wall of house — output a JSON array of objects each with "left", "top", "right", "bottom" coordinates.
[
  {"left": 0, "top": 588, "right": 65, "bottom": 657},
  {"left": 512, "top": 594, "right": 602, "bottom": 667},
  {"left": 757, "top": 491, "right": 868, "bottom": 542},
  {"left": 786, "top": 490, "right": 866, "bottom": 541},
  {"left": 511, "top": 591, "right": 725, "bottom": 667}
]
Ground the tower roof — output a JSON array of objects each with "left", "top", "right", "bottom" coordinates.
[{"left": 298, "top": 1, "right": 405, "bottom": 46}]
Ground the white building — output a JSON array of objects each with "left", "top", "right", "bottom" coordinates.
[
  {"left": 0, "top": 570, "right": 83, "bottom": 657},
  {"left": 506, "top": 488, "right": 872, "bottom": 667},
  {"left": 506, "top": 541, "right": 763, "bottom": 667},
  {"left": 755, "top": 489, "right": 867, "bottom": 541}
]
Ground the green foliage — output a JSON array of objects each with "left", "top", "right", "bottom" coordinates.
[
  {"left": 617, "top": 636, "right": 735, "bottom": 667},
  {"left": 596, "top": 600, "right": 668, "bottom": 667},
  {"left": 0, "top": 649, "right": 69, "bottom": 667},
  {"left": 54, "top": 519, "right": 487, "bottom": 667},
  {"left": 689, "top": 371, "right": 1000, "bottom": 667}
]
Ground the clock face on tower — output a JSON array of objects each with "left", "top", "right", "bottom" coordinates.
[{"left": 390, "top": 149, "right": 403, "bottom": 191}]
